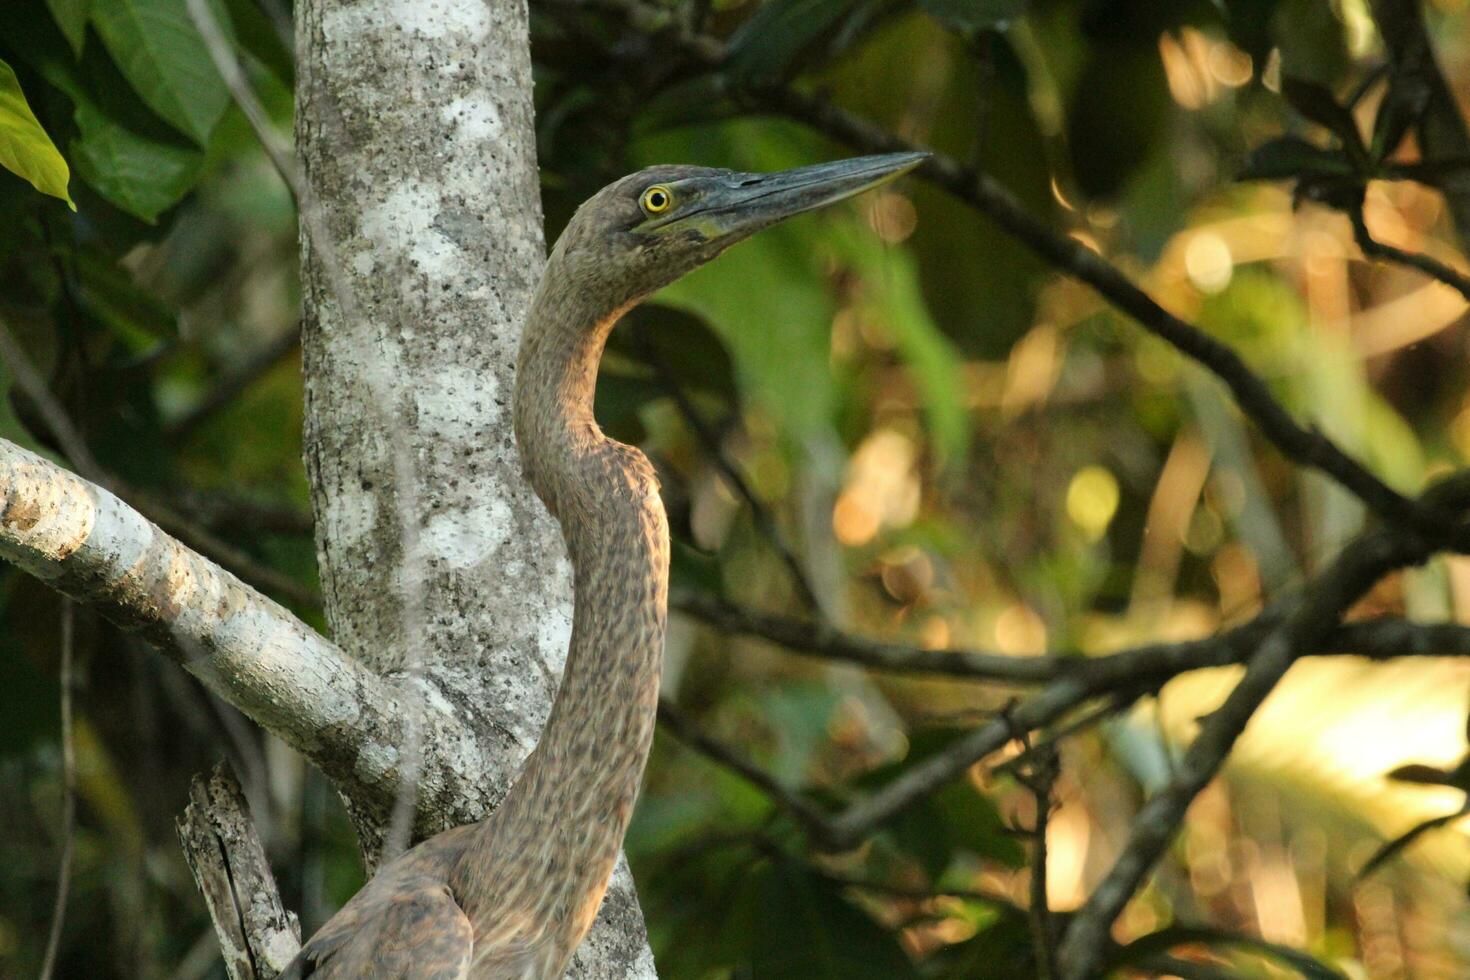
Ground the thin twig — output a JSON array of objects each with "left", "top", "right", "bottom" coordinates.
[
  {"left": 821, "top": 869, "right": 1016, "bottom": 908},
  {"left": 540, "top": 0, "right": 1449, "bottom": 536},
  {"left": 165, "top": 323, "right": 303, "bottom": 441},
  {"left": 2, "top": 312, "right": 317, "bottom": 606},
  {"left": 0, "top": 316, "right": 105, "bottom": 483},
  {"left": 161, "top": 487, "right": 314, "bottom": 538},
  {"left": 833, "top": 678, "right": 1092, "bottom": 848},
  {"left": 671, "top": 592, "right": 1064, "bottom": 681},
  {"left": 1015, "top": 739, "right": 1061, "bottom": 980},
  {"left": 993, "top": 692, "right": 1143, "bottom": 780},
  {"left": 188, "top": 0, "right": 434, "bottom": 866},
  {"left": 657, "top": 699, "right": 839, "bottom": 844},
  {"left": 1056, "top": 475, "right": 1470, "bottom": 980},
  {"left": 1349, "top": 207, "right": 1470, "bottom": 301},
  {"left": 39, "top": 600, "right": 77, "bottom": 980},
  {"left": 674, "top": 591, "right": 1470, "bottom": 684},
  {"left": 639, "top": 331, "right": 826, "bottom": 617},
  {"left": 759, "top": 87, "right": 1451, "bottom": 537},
  {"left": 187, "top": 0, "right": 300, "bottom": 201}
]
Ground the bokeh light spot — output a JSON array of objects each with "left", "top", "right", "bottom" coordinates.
[{"left": 1066, "top": 465, "right": 1121, "bottom": 542}]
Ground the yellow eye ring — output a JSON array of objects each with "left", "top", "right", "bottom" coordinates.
[{"left": 640, "top": 185, "right": 673, "bottom": 214}]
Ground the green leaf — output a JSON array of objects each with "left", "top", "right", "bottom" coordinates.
[
  {"left": 1237, "top": 135, "right": 1355, "bottom": 182},
  {"left": 70, "top": 101, "right": 202, "bottom": 221},
  {"left": 1281, "top": 75, "right": 1366, "bottom": 162},
  {"left": 91, "top": 0, "right": 231, "bottom": 144},
  {"left": 919, "top": 0, "right": 1026, "bottom": 32},
  {"left": 726, "top": 0, "right": 874, "bottom": 83},
  {"left": 2, "top": 8, "right": 207, "bottom": 220},
  {"left": 656, "top": 223, "right": 839, "bottom": 439},
  {"left": 831, "top": 225, "right": 969, "bottom": 464},
  {"left": 926, "top": 903, "right": 1035, "bottom": 975},
  {"left": 74, "top": 247, "right": 179, "bottom": 344},
  {"left": 0, "top": 60, "right": 74, "bottom": 209},
  {"left": 46, "top": 0, "right": 90, "bottom": 57},
  {"left": 1066, "top": 42, "right": 1172, "bottom": 198},
  {"left": 739, "top": 857, "right": 921, "bottom": 978},
  {"left": 932, "top": 779, "right": 1026, "bottom": 868}
]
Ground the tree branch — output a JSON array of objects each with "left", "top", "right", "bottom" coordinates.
[
  {"left": 539, "top": 0, "right": 1450, "bottom": 535},
  {"left": 38, "top": 600, "right": 76, "bottom": 980},
  {"left": 667, "top": 596, "right": 1470, "bottom": 872},
  {"left": 1056, "top": 475, "right": 1470, "bottom": 979},
  {"left": 165, "top": 324, "right": 302, "bottom": 442},
  {"left": 1369, "top": 0, "right": 1470, "bottom": 251},
  {"left": 0, "top": 438, "right": 492, "bottom": 825},
  {"left": 1349, "top": 207, "right": 1470, "bottom": 301},
  {"left": 756, "top": 87, "right": 1451, "bottom": 535},
  {"left": 177, "top": 762, "right": 302, "bottom": 980},
  {"left": 1016, "top": 742, "right": 1061, "bottom": 980},
  {"left": 673, "top": 592, "right": 1470, "bottom": 683},
  {"left": 638, "top": 331, "right": 826, "bottom": 618},
  {"left": 658, "top": 699, "right": 839, "bottom": 843}
]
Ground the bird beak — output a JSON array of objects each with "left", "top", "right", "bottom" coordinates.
[{"left": 650, "top": 151, "right": 929, "bottom": 241}]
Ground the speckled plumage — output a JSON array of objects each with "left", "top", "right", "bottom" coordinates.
[
  {"left": 280, "top": 155, "right": 924, "bottom": 979},
  {"left": 281, "top": 168, "right": 702, "bottom": 980}
]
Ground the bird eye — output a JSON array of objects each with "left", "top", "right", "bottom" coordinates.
[{"left": 640, "top": 185, "right": 673, "bottom": 215}]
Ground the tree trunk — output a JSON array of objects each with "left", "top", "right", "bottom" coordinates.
[{"left": 294, "top": 0, "right": 655, "bottom": 974}]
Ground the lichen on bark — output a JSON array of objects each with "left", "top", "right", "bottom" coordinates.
[{"left": 294, "top": 0, "right": 656, "bottom": 974}]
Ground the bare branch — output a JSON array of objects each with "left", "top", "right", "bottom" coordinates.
[
  {"left": 38, "top": 600, "right": 76, "bottom": 980},
  {"left": 672, "top": 593, "right": 1065, "bottom": 682},
  {"left": 638, "top": 329, "right": 826, "bottom": 617},
  {"left": 658, "top": 699, "right": 839, "bottom": 843},
  {"left": 758, "top": 88, "right": 1452, "bottom": 535},
  {"left": 1, "top": 312, "right": 314, "bottom": 607},
  {"left": 674, "top": 592, "right": 1470, "bottom": 683},
  {"left": 1350, "top": 207, "right": 1470, "bottom": 301},
  {"left": 177, "top": 762, "right": 302, "bottom": 979},
  {"left": 0, "top": 438, "right": 491, "bottom": 820},
  {"left": 165, "top": 324, "right": 302, "bottom": 442},
  {"left": 537, "top": 0, "right": 1450, "bottom": 535},
  {"left": 1016, "top": 742, "right": 1061, "bottom": 980},
  {"left": 1056, "top": 476, "right": 1470, "bottom": 979},
  {"left": 187, "top": 0, "right": 300, "bottom": 201},
  {"left": 161, "top": 488, "right": 314, "bottom": 538},
  {"left": 0, "top": 316, "right": 105, "bottom": 483},
  {"left": 829, "top": 680, "right": 1092, "bottom": 849}
]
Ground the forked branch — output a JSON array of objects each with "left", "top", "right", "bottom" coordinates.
[{"left": 0, "top": 438, "right": 491, "bottom": 824}]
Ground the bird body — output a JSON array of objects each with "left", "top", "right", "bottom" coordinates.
[{"left": 281, "top": 152, "right": 925, "bottom": 978}]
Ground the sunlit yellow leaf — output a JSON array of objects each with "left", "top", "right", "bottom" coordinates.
[{"left": 0, "top": 59, "right": 74, "bottom": 209}]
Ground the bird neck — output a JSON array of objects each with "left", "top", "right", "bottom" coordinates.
[{"left": 455, "top": 247, "right": 667, "bottom": 959}]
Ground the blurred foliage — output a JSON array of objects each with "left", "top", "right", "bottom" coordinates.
[{"left": 2, "top": 0, "right": 1470, "bottom": 977}]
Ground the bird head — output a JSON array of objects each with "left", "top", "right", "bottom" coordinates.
[{"left": 549, "top": 152, "right": 929, "bottom": 310}]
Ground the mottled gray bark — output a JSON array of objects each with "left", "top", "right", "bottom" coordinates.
[
  {"left": 177, "top": 764, "right": 303, "bottom": 980},
  {"left": 294, "top": 0, "right": 654, "bottom": 975}
]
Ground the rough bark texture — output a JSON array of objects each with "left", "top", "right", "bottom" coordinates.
[
  {"left": 177, "top": 763, "right": 303, "bottom": 980},
  {"left": 294, "top": 0, "right": 654, "bottom": 974},
  {"left": 0, "top": 439, "right": 502, "bottom": 819}
]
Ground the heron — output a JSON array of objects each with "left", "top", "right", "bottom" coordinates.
[{"left": 281, "top": 150, "right": 927, "bottom": 978}]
